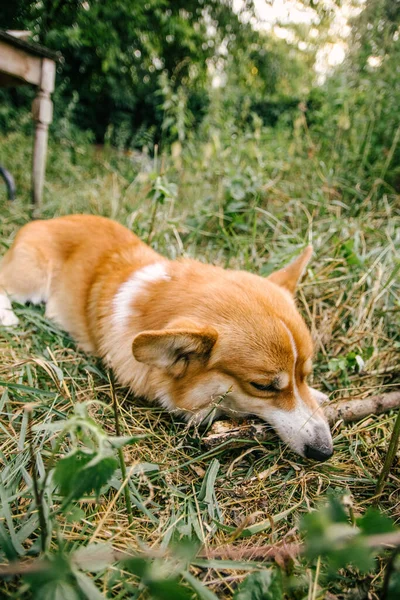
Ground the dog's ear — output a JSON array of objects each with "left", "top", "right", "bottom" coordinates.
[
  {"left": 267, "top": 246, "right": 313, "bottom": 294},
  {"left": 132, "top": 320, "right": 218, "bottom": 378}
]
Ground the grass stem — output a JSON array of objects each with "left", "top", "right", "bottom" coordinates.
[
  {"left": 26, "top": 406, "right": 48, "bottom": 553},
  {"left": 109, "top": 372, "right": 134, "bottom": 526},
  {"left": 375, "top": 409, "right": 400, "bottom": 499}
]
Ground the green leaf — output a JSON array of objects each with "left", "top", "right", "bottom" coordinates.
[
  {"left": 0, "top": 380, "right": 56, "bottom": 397},
  {"left": 0, "top": 522, "right": 19, "bottom": 561},
  {"left": 72, "top": 542, "right": 117, "bottom": 572},
  {"left": 75, "top": 571, "right": 107, "bottom": 599},
  {"left": 122, "top": 557, "right": 148, "bottom": 579},
  {"left": 65, "top": 507, "right": 86, "bottom": 523},
  {"left": 233, "top": 569, "right": 284, "bottom": 600},
  {"left": 53, "top": 450, "right": 93, "bottom": 496},
  {"left": 327, "top": 539, "right": 375, "bottom": 574},
  {"left": 34, "top": 581, "right": 81, "bottom": 600},
  {"left": 327, "top": 494, "right": 349, "bottom": 524},
  {"left": 198, "top": 459, "right": 220, "bottom": 503},
  {"left": 357, "top": 508, "right": 396, "bottom": 535},
  {"left": 53, "top": 450, "right": 118, "bottom": 503},
  {"left": 25, "top": 555, "right": 80, "bottom": 600},
  {"left": 123, "top": 557, "right": 194, "bottom": 600},
  {"left": 107, "top": 435, "right": 145, "bottom": 448},
  {"left": 148, "top": 578, "right": 194, "bottom": 600},
  {"left": 388, "top": 570, "right": 400, "bottom": 600},
  {"left": 182, "top": 571, "right": 220, "bottom": 600}
]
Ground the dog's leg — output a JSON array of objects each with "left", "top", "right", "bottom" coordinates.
[
  {"left": 0, "top": 240, "right": 51, "bottom": 326},
  {"left": 0, "top": 292, "right": 19, "bottom": 326}
]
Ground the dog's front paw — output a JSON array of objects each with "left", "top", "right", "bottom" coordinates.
[
  {"left": 309, "top": 387, "right": 329, "bottom": 405},
  {"left": 0, "top": 309, "right": 19, "bottom": 327}
]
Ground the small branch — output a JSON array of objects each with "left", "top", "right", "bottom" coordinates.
[
  {"left": 324, "top": 391, "right": 400, "bottom": 425},
  {"left": 200, "top": 542, "right": 303, "bottom": 564},
  {"left": 2, "top": 530, "right": 400, "bottom": 578},
  {"left": 0, "top": 559, "right": 51, "bottom": 577},
  {"left": 199, "top": 530, "right": 400, "bottom": 563},
  {"left": 201, "top": 390, "right": 400, "bottom": 449},
  {"left": 366, "top": 531, "right": 400, "bottom": 550},
  {"left": 0, "top": 548, "right": 131, "bottom": 577}
]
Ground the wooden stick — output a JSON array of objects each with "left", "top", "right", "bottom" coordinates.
[
  {"left": 201, "top": 390, "right": 400, "bottom": 449},
  {"left": 2, "top": 531, "right": 400, "bottom": 577},
  {"left": 199, "top": 530, "right": 400, "bottom": 563},
  {"left": 324, "top": 391, "right": 400, "bottom": 425}
]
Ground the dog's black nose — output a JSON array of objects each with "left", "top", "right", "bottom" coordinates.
[{"left": 304, "top": 444, "right": 333, "bottom": 462}]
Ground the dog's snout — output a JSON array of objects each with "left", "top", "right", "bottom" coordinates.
[
  {"left": 304, "top": 443, "right": 333, "bottom": 462},
  {"left": 302, "top": 419, "right": 334, "bottom": 462}
]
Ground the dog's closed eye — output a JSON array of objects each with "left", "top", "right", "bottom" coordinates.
[{"left": 250, "top": 381, "right": 279, "bottom": 393}]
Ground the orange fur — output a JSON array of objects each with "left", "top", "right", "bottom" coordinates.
[{"left": 0, "top": 215, "right": 333, "bottom": 460}]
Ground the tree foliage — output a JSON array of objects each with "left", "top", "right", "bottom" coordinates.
[
  {"left": 1, "top": 0, "right": 318, "bottom": 145},
  {"left": 1, "top": 1, "right": 257, "bottom": 143}
]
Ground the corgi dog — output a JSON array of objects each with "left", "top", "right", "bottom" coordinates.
[{"left": 0, "top": 215, "right": 333, "bottom": 461}]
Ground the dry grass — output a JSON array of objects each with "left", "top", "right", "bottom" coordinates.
[{"left": 0, "top": 126, "right": 399, "bottom": 598}]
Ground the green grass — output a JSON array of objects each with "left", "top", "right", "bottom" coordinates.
[{"left": 0, "top": 120, "right": 399, "bottom": 598}]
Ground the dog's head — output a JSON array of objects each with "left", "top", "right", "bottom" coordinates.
[{"left": 132, "top": 247, "right": 333, "bottom": 461}]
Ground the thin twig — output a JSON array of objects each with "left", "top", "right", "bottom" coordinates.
[
  {"left": 2, "top": 530, "right": 400, "bottom": 578},
  {"left": 200, "top": 530, "right": 400, "bottom": 563}
]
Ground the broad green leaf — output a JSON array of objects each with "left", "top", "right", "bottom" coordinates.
[
  {"left": 107, "top": 435, "right": 146, "bottom": 448},
  {"left": 182, "top": 571, "right": 219, "bottom": 600},
  {"left": 0, "top": 485, "right": 26, "bottom": 555},
  {"left": 0, "top": 522, "right": 19, "bottom": 561},
  {"left": 34, "top": 581, "right": 81, "bottom": 600},
  {"left": 25, "top": 555, "right": 79, "bottom": 600},
  {"left": 357, "top": 508, "right": 396, "bottom": 535},
  {"left": 233, "top": 569, "right": 284, "bottom": 600},
  {"left": 72, "top": 543, "right": 117, "bottom": 572},
  {"left": 327, "top": 494, "right": 349, "bottom": 523},
  {"left": 0, "top": 380, "right": 55, "bottom": 397},
  {"left": 388, "top": 570, "right": 400, "bottom": 600},
  {"left": 53, "top": 450, "right": 94, "bottom": 497},
  {"left": 197, "top": 458, "right": 221, "bottom": 524},
  {"left": 75, "top": 571, "right": 107, "bottom": 599},
  {"left": 53, "top": 450, "right": 118, "bottom": 502},
  {"left": 326, "top": 539, "right": 375, "bottom": 574},
  {"left": 122, "top": 557, "right": 148, "bottom": 578},
  {"left": 123, "top": 557, "right": 193, "bottom": 600},
  {"left": 198, "top": 459, "right": 220, "bottom": 503},
  {"left": 15, "top": 513, "right": 39, "bottom": 545},
  {"left": 66, "top": 507, "right": 86, "bottom": 523},
  {"left": 149, "top": 578, "right": 194, "bottom": 600}
]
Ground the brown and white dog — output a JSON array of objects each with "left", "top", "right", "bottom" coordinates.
[{"left": 0, "top": 215, "right": 333, "bottom": 461}]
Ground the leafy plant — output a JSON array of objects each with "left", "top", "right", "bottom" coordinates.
[{"left": 233, "top": 569, "right": 283, "bottom": 600}]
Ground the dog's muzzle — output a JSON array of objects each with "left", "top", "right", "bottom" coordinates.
[{"left": 303, "top": 422, "right": 333, "bottom": 462}]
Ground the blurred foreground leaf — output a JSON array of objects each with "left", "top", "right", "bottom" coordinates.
[
  {"left": 233, "top": 568, "right": 283, "bottom": 600},
  {"left": 53, "top": 450, "right": 117, "bottom": 503}
]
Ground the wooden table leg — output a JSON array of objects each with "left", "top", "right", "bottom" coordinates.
[{"left": 31, "top": 58, "right": 55, "bottom": 208}]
